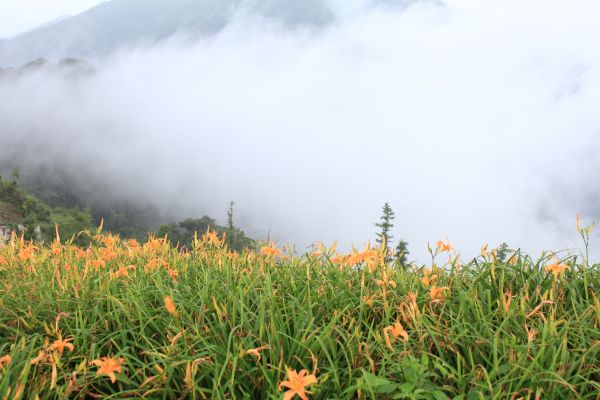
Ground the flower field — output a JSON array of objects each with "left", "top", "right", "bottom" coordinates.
[{"left": 0, "top": 226, "right": 599, "bottom": 399}]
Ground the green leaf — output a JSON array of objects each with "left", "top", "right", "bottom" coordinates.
[
  {"left": 399, "top": 382, "right": 415, "bottom": 393},
  {"left": 360, "top": 371, "right": 398, "bottom": 394},
  {"left": 432, "top": 390, "right": 451, "bottom": 400}
]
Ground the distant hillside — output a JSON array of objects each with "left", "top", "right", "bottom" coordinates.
[
  {"left": 0, "top": 200, "right": 22, "bottom": 225},
  {"left": 0, "top": 170, "right": 255, "bottom": 250},
  {"left": 0, "top": 0, "right": 334, "bottom": 67},
  {"left": 0, "top": 174, "right": 92, "bottom": 244},
  {"left": 0, "top": 58, "right": 94, "bottom": 79}
]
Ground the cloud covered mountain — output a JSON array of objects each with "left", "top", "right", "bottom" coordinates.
[
  {"left": 0, "top": 0, "right": 341, "bottom": 67},
  {"left": 1, "top": 0, "right": 598, "bottom": 261}
]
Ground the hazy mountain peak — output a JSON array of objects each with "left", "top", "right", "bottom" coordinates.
[{"left": 0, "top": 0, "right": 337, "bottom": 67}]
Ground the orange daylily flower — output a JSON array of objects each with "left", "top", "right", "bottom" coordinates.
[
  {"left": 18, "top": 244, "right": 36, "bottom": 261},
  {"left": 261, "top": 242, "right": 285, "bottom": 258},
  {"left": 278, "top": 368, "right": 318, "bottom": 400},
  {"left": 421, "top": 274, "right": 437, "bottom": 288},
  {"left": 144, "top": 259, "right": 159, "bottom": 272},
  {"left": 101, "top": 234, "right": 119, "bottom": 248},
  {"left": 91, "top": 356, "right": 125, "bottom": 383},
  {"left": 421, "top": 268, "right": 439, "bottom": 287},
  {"left": 145, "top": 237, "right": 166, "bottom": 252},
  {"left": 86, "top": 259, "right": 106, "bottom": 269},
  {"left": 49, "top": 332, "right": 74, "bottom": 356},
  {"left": 100, "top": 247, "right": 118, "bottom": 262},
  {"left": 329, "top": 253, "right": 345, "bottom": 265},
  {"left": 164, "top": 296, "right": 178, "bottom": 317},
  {"left": 76, "top": 248, "right": 88, "bottom": 260},
  {"left": 168, "top": 268, "right": 179, "bottom": 282},
  {"left": 545, "top": 260, "right": 570, "bottom": 277},
  {"left": 51, "top": 243, "right": 63, "bottom": 256},
  {"left": 346, "top": 246, "right": 378, "bottom": 266},
  {"left": 126, "top": 239, "right": 140, "bottom": 248},
  {"left": 245, "top": 345, "right": 270, "bottom": 362},
  {"left": 436, "top": 240, "right": 453, "bottom": 253},
  {"left": 430, "top": 285, "right": 449, "bottom": 302},
  {"left": 203, "top": 229, "right": 224, "bottom": 247},
  {"left": 0, "top": 355, "right": 11, "bottom": 369},
  {"left": 110, "top": 265, "right": 136, "bottom": 280},
  {"left": 383, "top": 321, "right": 409, "bottom": 350},
  {"left": 31, "top": 350, "right": 47, "bottom": 365}
]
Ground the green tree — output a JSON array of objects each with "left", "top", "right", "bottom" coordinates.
[
  {"left": 227, "top": 201, "right": 237, "bottom": 248},
  {"left": 395, "top": 239, "right": 410, "bottom": 268},
  {"left": 159, "top": 216, "right": 218, "bottom": 249},
  {"left": 224, "top": 202, "right": 255, "bottom": 252},
  {"left": 158, "top": 213, "right": 255, "bottom": 252},
  {"left": 375, "top": 202, "right": 395, "bottom": 260},
  {"left": 496, "top": 242, "right": 509, "bottom": 263}
]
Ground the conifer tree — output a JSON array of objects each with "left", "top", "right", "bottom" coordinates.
[
  {"left": 227, "top": 201, "right": 235, "bottom": 231},
  {"left": 395, "top": 239, "right": 410, "bottom": 268},
  {"left": 496, "top": 242, "right": 509, "bottom": 263},
  {"left": 375, "top": 202, "right": 395, "bottom": 260},
  {"left": 227, "top": 201, "right": 237, "bottom": 248}
]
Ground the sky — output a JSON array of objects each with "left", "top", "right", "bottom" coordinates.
[
  {"left": 0, "top": 0, "right": 599, "bottom": 262},
  {"left": 0, "top": 0, "right": 105, "bottom": 38}
]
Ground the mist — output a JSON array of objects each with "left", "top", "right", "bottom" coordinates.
[{"left": 1, "top": 0, "right": 600, "bottom": 261}]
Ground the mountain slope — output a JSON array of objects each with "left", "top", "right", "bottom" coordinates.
[{"left": 0, "top": 0, "right": 334, "bottom": 67}]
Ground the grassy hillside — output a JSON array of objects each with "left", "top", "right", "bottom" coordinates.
[{"left": 0, "top": 230, "right": 598, "bottom": 399}]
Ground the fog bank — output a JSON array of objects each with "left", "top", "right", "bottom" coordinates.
[{"left": 1, "top": 0, "right": 600, "bottom": 261}]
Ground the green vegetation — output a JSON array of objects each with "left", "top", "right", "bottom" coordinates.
[
  {"left": 394, "top": 239, "right": 410, "bottom": 267},
  {"left": 49, "top": 208, "right": 93, "bottom": 246},
  {"left": 375, "top": 202, "right": 395, "bottom": 252},
  {"left": 158, "top": 212, "right": 255, "bottom": 252},
  {"left": 2, "top": 165, "right": 160, "bottom": 241},
  {"left": 0, "top": 174, "right": 93, "bottom": 245},
  {"left": 375, "top": 203, "right": 410, "bottom": 266},
  {"left": 0, "top": 231, "right": 598, "bottom": 399},
  {"left": 0, "top": 173, "right": 255, "bottom": 249}
]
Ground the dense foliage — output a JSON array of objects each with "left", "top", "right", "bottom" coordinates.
[
  {"left": 0, "top": 165, "right": 161, "bottom": 241},
  {"left": 0, "top": 175, "right": 91, "bottom": 245},
  {"left": 0, "top": 228, "right": 598, "bottom": 399},
  {"left": 0, "top": 173, "right": 254, "bottom": 250},
  {"left": 158, "top": 216, "right": 255, "bottom": 252}
]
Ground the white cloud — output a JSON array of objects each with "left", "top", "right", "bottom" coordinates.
[{"left": 1, "top": 0, "right": 599, "bottom": 261}]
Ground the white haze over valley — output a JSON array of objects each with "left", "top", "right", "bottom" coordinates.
[{"left": 1, "top": 0, "right": 599, "bottom": 262}]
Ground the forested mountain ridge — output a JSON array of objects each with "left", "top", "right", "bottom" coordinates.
[
  {"left": 0, "top": 58, "right": 94, "bottom": 79},
  {"left": 0, "top": 172, "right": 255, "bottom": 250},
  {"left": 0, "top": 174, "right": 91, "bottom": 244}
]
